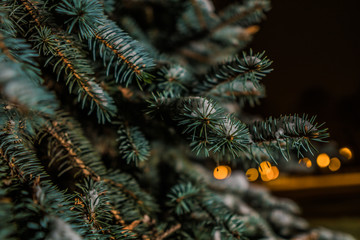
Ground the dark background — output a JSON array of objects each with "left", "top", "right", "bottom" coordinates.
[{"left": 247, "top": 0, "right": 360, "bottom": 163}]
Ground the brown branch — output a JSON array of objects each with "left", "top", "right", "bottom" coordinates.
[
  {"left": 94, "top": 33, "right": 142, "bottom": 75},
  {"left": 107, "top": 203, "right": 126, "bottom": 226},
  {"left": 19, "top": 0, "right": 41, "bottom": 26},
  {"left": 221, "top": 90, "right": 261, "bottom": 97},
  {"left": 155, "top": 223, "right": 181, "bottom": 240},
  {"left": 45, "top": 122, "right": 100, "bottom": 181},
  {"left": 53, "top": 46, "right": 104, "bottom": 109},
  {"left": 0, "top": 148, "right": 26, "bottom": 182},
  {"left": 211, "top": 4, "right": 264, "bottom": 34}
]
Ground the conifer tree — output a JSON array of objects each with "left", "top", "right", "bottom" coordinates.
[{"left": 0, "top": 0, "right": 355, "bottom": 239}]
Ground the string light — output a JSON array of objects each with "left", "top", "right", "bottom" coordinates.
[
  {"left": 339, "top": 147, "right": 352, "bottom": 160},
  {"left": 246, "top": 168, "right": 259, "bottom": 181},
  {"left": 316, "top": 153, "right": 330, "bottom": 168},
  {"left": 329, "top": 157, "right": 341, "bottom": 171},
  {"left": 213, "top": 165, "right": 231, "bottom": 180}
]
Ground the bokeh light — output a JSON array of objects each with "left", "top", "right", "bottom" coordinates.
[
  {"left": 262, "top": 166, "right": 279, "bottom": 181},
  {"left": 246, "top": 168, "right": 259, "bottom": 182},
  {"left": 299, "top": 158, "right": 312, "bottom": 168},
  {"left": 339, "top": 147, "right": 352, "bottom": 160},
  {"left": 213, "top": 165, "right": 231, "bottom": 180},
  {"left": 316, "top": 153, "right": 330, "bottom": 168},
  {"left": 258, "top": 163, "right": 279, "bottom": 182},
  {"left": 329, "top": 157, "right": 341, "bottom": 172},
  {"left": 258, "top": 161, "right": 271, "bottom": 175},
  {"left": 261, "top": 173, "right": 271, "bottom": 182},
  {"left": 270, "top": 166, "right": 279, "bottom": 180}
]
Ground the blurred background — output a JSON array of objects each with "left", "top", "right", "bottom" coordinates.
[{"left": 215, "top": 0, "right": 360, "bottom": 237}]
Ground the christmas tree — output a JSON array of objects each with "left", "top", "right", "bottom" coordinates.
[{"left": 0, "top": 0, "right": 355, "bottom": 239}]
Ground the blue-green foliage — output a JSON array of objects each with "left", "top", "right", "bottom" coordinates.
[
  {"left": 195, "top": 50, "right": 273, "bottom": 94},
  {"left": 248, "top": 114, "right": 329, "bottom": 162},
  {"left": 57, "top": 0, "right": 104, "bottom": 39},
  {"left": 167, "top": 180, "right": 246, "bottom": 239},
  {"left": 32, "top": 26, "right": 117, "bottom": 123},
  {"left": 89, "top": 18, "right": 155, "bottom": 86},
  {"left": 117, "top": 122, "right": 150, "bottom": 166},
  {"left": 167, "top": 182, "right": 200, "bottom": 215},
  {"left": 0, "top": 29, "right": 43, "bottom": 84},
  {"left": 0, "top": 63, "right": 58, "bottom": 116},
  {"left": 176, "top": 0, "right": 218, "bottom": 34},
  {"left": 155, "top": 65, "right": 193, "bottom": 97},
  {"left": 210, "top": 115, "right": 250, "bottom": 158}
]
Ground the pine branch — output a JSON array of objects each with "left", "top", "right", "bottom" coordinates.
[
  {"left": 148, "top": 95, "right": 250, "bottom": 158},
  {"left": 4, "top": 0, "right": 117, "bottom": 123},
  {"left": 213, "top": 0, "right": 271, "bottom": 34},
  {"left": 167, "top": 181, "right": 246, "bottom": 239},
  {"left": 56, "top": 0, "right": 155, "bottom": 86},
  {"left": 56, "top": 0, "right": 104, "bottom": 40},
  {"left": 0, "top": 28, "right": 43, "bottom": 84},
  {"left": 103, "top": 170, "right": 159, "bottom": 215},
  {"left": 0, "top": 7, "right": 17, "bottom": 36},
  {"left": 73, "top": 178, "right": 114, "bottom": 238},
  {"left": 155, "top": 223, "right": 181, "bottom": 240},
  {"left": 39, "top": 112, "right": 103, "bottom": 181},
  {"left": 0, "top": 107, "right": 88, "bottom": 239},
  {"left": 194, "top": 50, "right": 273, "bottom": 94},
  {"left": 0, "top": 106, "right": 47, "bottom": 182},
  {"left": 167, "top": 182, "right": 200, "bottom": 215},
  {"left": 117, "top": 121, "right": 151, "bottom": 166},
  {"left": 18, "top": 0, "right": 43, "bottom": 27},
  {"left": 209, "top": 81, "right": 266, "bottom": 107},
  {"left": 176, "top": 0, "right": 216, "bottom": 34},
  {"left": 31, "top": 26, "right": 117, "bottom": 123},
  {"left": 90, "top": 18, "right": 155, "bottom": 86},
  {"left": 247, "top": 114, "right": 329, "bottom": 161}
]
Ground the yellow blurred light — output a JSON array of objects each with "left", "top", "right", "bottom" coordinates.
[
  {"left": 306, "top": 160, "right": 312, "bottom": 168},
  {"left": 266, "top": 168, "right": 275, "bottom": 180},
  {"left": 339, "top": 147, "right": 352, "bottom": 160},
  {"left": 316, "top": 153, "right": 330, "bottom": 168},
  {"left": 261, "top": 173, "right": 271, "bottom": 182},
  {"left": 213, "top": 165, "right": 231, "bottom": 180},
  {"left": 246, "top": 168, "right": 259, "bottom": 182},
  {"left": 329, "top": 157, "right": 341, "bottom": 171},
  {"left": 259, "top": 166, "right": 279, "bottom": 182},
  {"left": 258, "top": 161, "right": 271, "bottom": 175},
  {"left": 299, "top": 158, "right": 312, "bottom": 168},
  {"left": 270, "top": 166, "right": 279, "bottom": 180}
]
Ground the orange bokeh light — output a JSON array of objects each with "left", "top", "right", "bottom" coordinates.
[
  {"left": 317, "top": 153, "right": 330, "bottom": 168},
  {"left": 261, "top": 173, "right": 271, "bottom": 182},
  {"left": 213, "top": 165, "right": 231, "bottom": 180},
  {"left": 246, "top": 168, "right": 259, "bottom": 182},
  {"left": 258, "top": 161, "right": 271, "bottom": 175},
  {"left": 329, "top": 157, "right": 341, "bottom": 171},
  {"left": 270, "top": 166, "right": 279, "bottom": 180},
  {"left": 339, "top": 147, "right": 352, "bottom": 160},
  {"left": 299, "top": 158, "right": 312, "bottom": 168}
]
